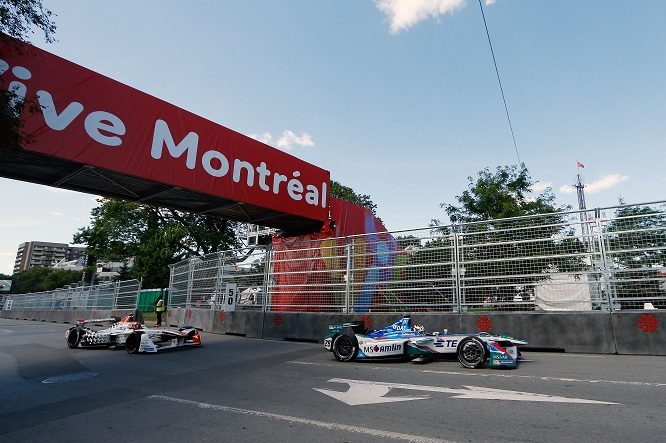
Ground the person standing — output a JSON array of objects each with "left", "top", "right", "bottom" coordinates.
[{"left": 155, "top": 295, "right": 165, "bottom": 327}]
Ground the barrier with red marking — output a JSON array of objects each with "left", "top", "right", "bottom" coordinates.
[
  {"left": 638, "top": 314, "right": 659, "bottom": 333},
  {"left": 476, "top": 315, "right": 492, "bottom": 331}
]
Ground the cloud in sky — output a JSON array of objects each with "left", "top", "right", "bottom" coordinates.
[
  {"left": 249, "top": 130, "right": 315, "bottom": 151},
  {"left": 531, "top": 181, "right": 552, "bottom": 193},
  {"left": 375, "top": 0, "right": 497, "bottom": 34},
  {"left": 558, "top": 174, "right": 629, "bottom": 195},
  {"left": 586, "top": 174, "right": 629, "bottom": 194}
]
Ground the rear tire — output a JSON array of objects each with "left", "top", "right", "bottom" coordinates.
[
  {"left": 457, "top": 337, "right": 487, "bottom": 369},
  {"left": 66, "top": 328, "right": 80, "bottom": 348},
  {"left": 332, "top": 334, "right": 358, "bottom": 362},
  {"left": 125, "top": 332, "right": 141, "bottom": 354}
]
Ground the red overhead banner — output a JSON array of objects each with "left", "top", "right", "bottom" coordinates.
[{"left": 0, "top": 37, "right": 330, "bottom": 222}]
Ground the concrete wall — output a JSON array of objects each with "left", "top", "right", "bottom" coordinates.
[{"left": 2, "top": 308, "right": 664, "bottom": 355}]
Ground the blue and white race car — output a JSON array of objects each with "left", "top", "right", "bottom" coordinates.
[{"left": 323, "top": 316, "right": 527, "bottom": 369}]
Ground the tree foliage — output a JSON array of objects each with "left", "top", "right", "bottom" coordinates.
[
  {"left": 604, "top": 202, "right": 666, "bottom": 308},
  {"left": 0, "top": 0, "right": 56, "bottom": 43},
  {"left": 419, "top": 165, "right": 588, "bottom": 308},
  {"left": 73, "top": 199, "right": 241, "bottom": 288},
  {"left": 1, "top": 0, "right": 57, "bottom": 151},
  {"left": 437, "top": 165, "right": 568, "bottom": 223},
  {"left": 13, "top": 267, "right": 83, "bottom": 293},
  {"left": 330, "top": 180, "right": 378, "bottom": 215}
]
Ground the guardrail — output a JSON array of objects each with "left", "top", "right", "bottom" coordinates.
[
  {"left": 2, "top": 279, "right": 141, "bottom": 310},
  {"left": 169, "top": 200, "right": 666, "bottom": 313}
]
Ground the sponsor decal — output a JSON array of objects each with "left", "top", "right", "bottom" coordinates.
[
  {"left": 362, "top": 342, "right": 403, "bottom": 355},
  {"left": 434, "top": 339, "right": 459, "bottom": 348},
  {"left": 324, "top": 338, "right": 332, "bottom": 350}
]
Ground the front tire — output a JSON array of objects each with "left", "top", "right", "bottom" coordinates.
[
  {"left": 66, "top": 328, "right": 81, "bottom": 348},
  {"left": 457, "top": 337, "right": 487, "bottom": 369},
  {"left": 332, "top": 334, "right": 358, "bottom": 362},
  {"left": 125, "top": 332, "right": 142, "bottom": 354}
]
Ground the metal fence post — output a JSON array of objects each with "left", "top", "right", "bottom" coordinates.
[
  {"left": 594, "top": 208, "right": 616, "bottom": 310},
  {"left": 451, "top": 229, "right": 462, "bottom": 313},
  {"left": 262, "top": 246, "right": 271, "bottom": 313},
  {"left": 186, "top": 258, "right": 194, "bottom": 308},
  {"left": 112, "top": 281, "right": 119, "bottom": 310},
  {"left": 344, "top": 240, "right": 353, "bottom": 313}
]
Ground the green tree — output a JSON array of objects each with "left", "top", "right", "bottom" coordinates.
[
  {"left": 427, "top": 165, "right": 588, "bottom": 309},
  {"left": 1, "top": 0, "right": 57, "bottom": 151},
  {"left": 0, "top": 0, "right": 56, "bottom": 43},
  {"left": 13, "top": 267, "right": 83, "bottom": 293},
  {"left": 73, "top": 198, "right": 241, "bottom": 288},
  {"left": 330, "top": 180, "right": 378, "bottom": 215},
  {"left": 604, "top": 201, "right": 666, "bottom": 308}
]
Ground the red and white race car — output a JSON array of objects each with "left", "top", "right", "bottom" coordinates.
[{"left": 65, "top": 314, "right": 202, "bottom": 354}]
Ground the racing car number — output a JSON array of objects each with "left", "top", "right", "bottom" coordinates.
[{"left": 324, "top": 337, "right": 332, "bottom": 350}]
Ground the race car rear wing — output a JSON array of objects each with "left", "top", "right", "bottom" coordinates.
[{"left": 328, "top": 320, "right": 367, "bottom": 334}]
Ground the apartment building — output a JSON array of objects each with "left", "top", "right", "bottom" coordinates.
[{"left": 13, "top": 242, "right": 86, "bottom": 274}]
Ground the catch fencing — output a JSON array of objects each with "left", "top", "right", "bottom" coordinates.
[
  {"left": 169, "top": 201, "right": 666, "bottom": 313},
  {"left": 3, "top": 279, "right": 141, "bottom": 311}
]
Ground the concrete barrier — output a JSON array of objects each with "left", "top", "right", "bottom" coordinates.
[
  {"left": 458, "top": 312, "right": 617, "bottom": 353},
  {"left": 263, "top": 312, "right": 349, "bottom": 342},
  {"left": 2, "top": 309, "right": 664, "bottom": 355},
  {"left": 211, "top": 310, "right": 264, "bottom": 337},
  {"left": 612, "top": 311, "right": 666, "bottom": 356},
  {"left": 167, "top": 308, "right": 186, "bottom": 327}
]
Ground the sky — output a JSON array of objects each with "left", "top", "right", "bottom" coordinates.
[{"left": 1, "top": 0, "right": 665, "bottom": 275}]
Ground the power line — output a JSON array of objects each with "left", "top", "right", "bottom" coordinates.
[{"left": 477, "top": 0, "right": 522, "bottom": 166}]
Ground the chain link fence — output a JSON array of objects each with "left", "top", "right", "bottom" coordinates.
[
  {"left": 3, "top": 279, "right": 141, "bottom": 310},
  {"left": 168, "top": 201, "right": 666, "bottom": 313},
  {"left": 169, "top": 247, "right": 267, "bottom": 310}
]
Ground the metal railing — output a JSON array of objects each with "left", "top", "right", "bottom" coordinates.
[
  {"left": 3, "top": 279, "right": 141, "bottom": 310},
  {"left": 167, "top": 201, "right": 666, "bottom": 313},
  {"left": 169, "top": 247, "right": 267, "bottom": 310}
]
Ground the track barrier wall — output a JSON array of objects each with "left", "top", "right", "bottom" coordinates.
[
  {"left": 2, "top": 308, "right": 664, "bottom": 355},
  {"left": 3, "top": 201, "right": 665, "bottom": 355}
]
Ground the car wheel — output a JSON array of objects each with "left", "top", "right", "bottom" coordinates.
[
  {"left": 332, "top": 334, "right": 358, "bottom": 362},
  {"left": 125, "top": 332, "right": 142, "bottom": 354},
  {"left": 66, "top": 328, "right": 80, "bottom": 348},
  {"left": 457, "top": 337, "right": 487, "bottom": 369}
]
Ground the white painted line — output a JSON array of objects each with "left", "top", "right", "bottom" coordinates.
[
  {"left": 316, "top": 378, "right": 618, "bottom": 405},
  {"left": 0, "top": 329, "right": 14, "bottom": 333},
  {"left": 289, "top": 361, "right": 666, "bottom": 388},
  {"left": 149, "top": 394, "right": 453, "bottom": 443}
]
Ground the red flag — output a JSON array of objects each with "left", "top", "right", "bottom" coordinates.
[{"left": 577, "top": 161, "right": 585, "bottom": 168}]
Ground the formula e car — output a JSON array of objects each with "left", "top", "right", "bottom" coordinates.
[
  {"left": 323, "top": 316, "right": 527, "bottom": 369},
  {"left": 66, "top": 314, "right": 202, "bottom": 354}
]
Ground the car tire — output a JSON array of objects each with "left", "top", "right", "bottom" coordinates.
[
  {"left": 457, "top": 337, "right": 487, "bottom": 369},
  {"left": 66, "top": 328, "right": 80, "bottom": 348},
  {"left": 332, "top": 333, "right": 358, "bottom": 362},
  {"left": 125, "top": 332, "right": 142, "bottom": 354}
]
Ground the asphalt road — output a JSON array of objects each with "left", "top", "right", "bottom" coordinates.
[{"left": 0, "top": 318, "right": 664, "bottom": 443}]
